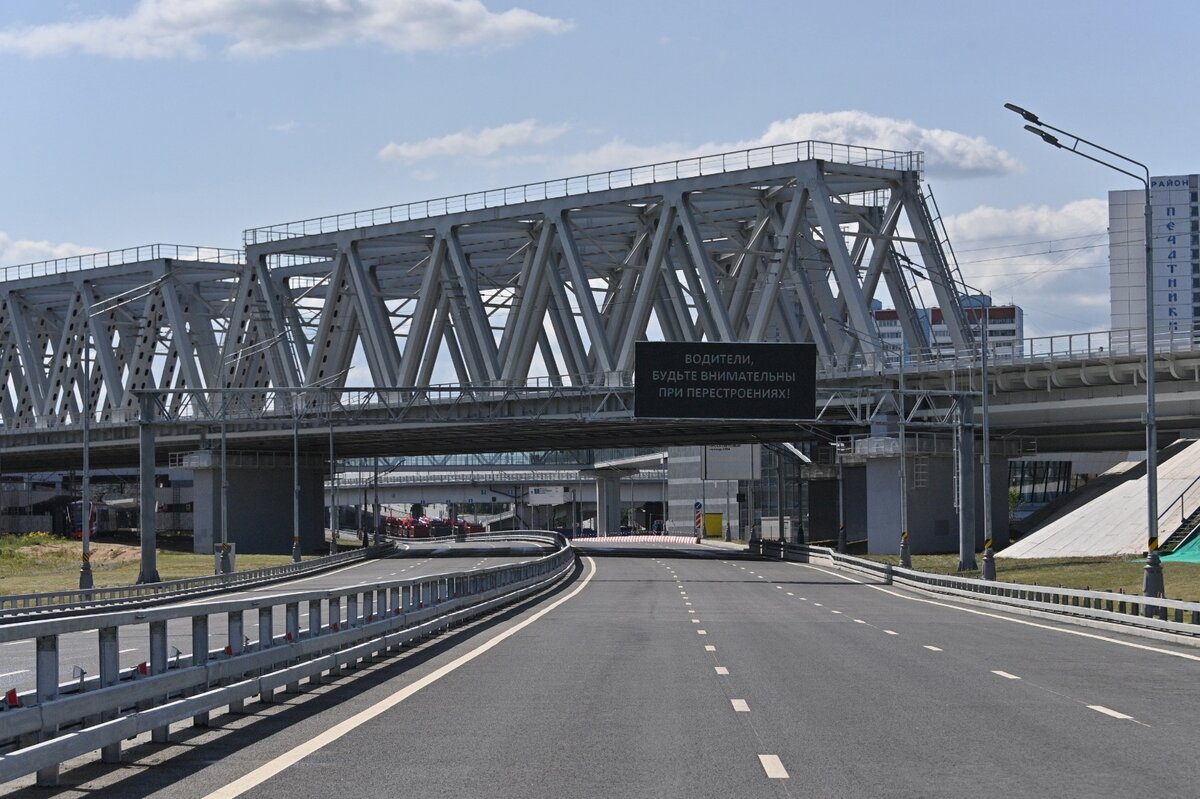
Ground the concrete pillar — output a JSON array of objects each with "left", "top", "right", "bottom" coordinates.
[{"left": 137, "top": 392, "right": 160, "bottom": 583}]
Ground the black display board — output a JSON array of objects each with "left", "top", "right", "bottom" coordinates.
[{"left": 633, "top": 342, "right": 816, "bottom": 419}]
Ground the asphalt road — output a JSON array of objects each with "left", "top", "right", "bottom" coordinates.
[{"left": 4, "top": 547, "right": 1199, "bottom": 797}]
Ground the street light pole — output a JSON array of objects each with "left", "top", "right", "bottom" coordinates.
[
  {"left": 1005, "top": 103, "right": 1162, "bottom": 597},
  {"left": 79, "top": 328, "right": 93, "bottom": 590},
  {"left": 980, "top": 312, "right": 996, "bottom": 580}
]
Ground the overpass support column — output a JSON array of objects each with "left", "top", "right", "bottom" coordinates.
[
  {"left": 957, "top": 396, "right": 977, "bottom": 572},
  {"left": 582, "top": 468, "right": 635, "bottom": 536},
  {"left": 597, "top": 476, "right": 621, "bottom": 535},
  {"left": 137, "top": 392, "right": 161, "bottom": 584}
]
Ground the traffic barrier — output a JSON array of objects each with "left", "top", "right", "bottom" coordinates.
[
  {"left": 0, "top": 544, "right": 395, "bottom": 621},
  {"left": 758, "top": 539, "right": 1200, "bottom": 639},
  {"left": 0, "top": 532, "right": 574, "bottom": 786}
]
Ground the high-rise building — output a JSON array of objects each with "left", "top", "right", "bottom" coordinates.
[
  {"left": 1109, "top": 174, "right": 1200, "bottom": 336},
  {"left": 872, "top": 295, "right": 1024, "bottom": 357}
]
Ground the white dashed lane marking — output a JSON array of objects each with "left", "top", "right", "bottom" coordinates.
[
  {"left": 992, "top": 670, "right": 1021, "bottom": 680},
  {"left": 758, "top": 755, "right": 789, "bottom": 779},
  {"left": 924, "top": 645, "right": 943, "bottom": 652},
  {"left": 731, "top": 698, "right": 749, "bottom": 712},
  {"left": 1089, "top": 705, "right": 1135, "bottom": 720},
  {"left": 715, "top": 666, "right": 729, "bottom": 675}
]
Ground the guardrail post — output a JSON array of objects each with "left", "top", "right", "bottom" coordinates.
[
  {"left": 191, "top": 615, "right": 210, "bottom": 728},
  {"left": 285, "top": 603, "right": 301, "bottom": 693},
  {"left": 99, "top": 626, "right": 122, "bottom": 761},
  {"left": 328, "top": 597, "right": 342, "bottom": 677},
  {"left": 258, "top": 606, "right": 274, "bottom": 702},
  {"left": 35, "top": 634, "right": 59, "bottom": 786},
  {"left": 227, "top": 610, "right": 245, "bottom": 713},
  {"left": 363, "top": 590, "right": 374, "bottom": 623},
  {"left": 884, "top": 564, "right": 893, "bottom": 586},
  {"left": 306, "top": 599, "right": 323, "bottom": 685},
  {"left": 149, "top": 620, "right": 169, "bottom": 743}
]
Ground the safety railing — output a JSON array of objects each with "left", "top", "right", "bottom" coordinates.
[
  {"left": 752, "top": 539, "right": 1200, "bottom": 636},
  {"left": 0, "top": 244, "right": 243, "bottom": 283},
  {"left": 0, "top": 545, "right": 394, "bottom": 621},
  {"left": 0, "top": 532, "right": 573, "bottom": 785},
  {"left": 244, "top": 140, "right": 922, "bottom": 244}
]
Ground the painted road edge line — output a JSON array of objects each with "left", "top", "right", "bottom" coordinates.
[{"left": 199, "top": 557, "right": 597, "bottom": 799}]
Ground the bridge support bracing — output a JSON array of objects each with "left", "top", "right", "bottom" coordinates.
[{"left": 957, "top": 397, "right": 978, "bottom": 572}]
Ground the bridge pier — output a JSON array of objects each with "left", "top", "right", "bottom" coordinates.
[{"left": 190, "top": 450, "right": 326, "bottom": 556}]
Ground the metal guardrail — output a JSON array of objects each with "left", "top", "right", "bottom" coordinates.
[
  {"left": 244, "top": 140, "right": 921, "bottom": 244},
  {"left": 0, "top": 244, "right": 243, "bottom": 283},
  {"left": 0, "top": 532, "right": 573, "bottom": 785},
  {"left": 752, "top": 539, "right": 1200, "bottom": 636},
  {"left": 0, "top": 545, "right": 394, "bottom": 621}
]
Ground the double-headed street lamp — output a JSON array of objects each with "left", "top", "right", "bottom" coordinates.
[{"left": 1005, "top": 103, "right": 1163, "bottom": 598}]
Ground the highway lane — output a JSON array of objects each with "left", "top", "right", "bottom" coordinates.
[
  {"left": 0, "top": 549, "right": 539, "bottom": 695},
  {"left": 3, "top": 548, "right": 1198, "bottom": 797}
]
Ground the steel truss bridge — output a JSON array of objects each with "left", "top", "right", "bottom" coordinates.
[{"left": 3, "top": 140, "right": 1200, "bottom": 469}]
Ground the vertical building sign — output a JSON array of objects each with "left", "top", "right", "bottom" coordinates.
[{"left": 1151, "top": 175, "right": 1199, "bottom": 335}]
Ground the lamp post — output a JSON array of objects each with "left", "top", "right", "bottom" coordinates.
[
  {"left": 79, "top": 328, "right": 93, "bottom": 590},
  {"left": 1005, "top": 102, "right": 1162, "bottom": 597}
]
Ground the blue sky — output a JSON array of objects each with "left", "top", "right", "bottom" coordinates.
[{"left": 0, "top": 0, "right": 1195, "bottom": 338}]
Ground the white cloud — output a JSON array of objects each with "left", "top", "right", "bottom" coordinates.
[
  {"left": 379, "top": 119, "right": 570, "bottom": 163},
  {"left": 560, "top": 111, "right": 1023, "bottom": 178},
  {"left": 0, "top": 232, "right": 93, "bottom": 267},
  {"left": 0, "top": 0, "right": 572, "bottom": 60},
  {"left": 754, "top": 112, "right": 1023, "bottom": 177},
  {"left": 942, "top": 199, "right": 1111, "bottom": 335}
]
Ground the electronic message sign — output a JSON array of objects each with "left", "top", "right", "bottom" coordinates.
[{"left": 634, "top": 342, "right": 816, "bottom": 419}]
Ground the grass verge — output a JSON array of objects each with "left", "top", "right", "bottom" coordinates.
[{"left": 0, "top": 533, "right": 310, "bottom": 596}]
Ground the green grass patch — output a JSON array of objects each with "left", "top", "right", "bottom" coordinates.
[
  {"left": 0, "top": 533, "right": 309, "bottom": 596},
  {"left": 864, "top": 553, "right": 1200, "bottom": 603}
]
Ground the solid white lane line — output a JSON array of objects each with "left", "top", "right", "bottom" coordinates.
[
  {"left": 704, "top": 645, "right": 716, "bottom": 652},
  {"left": 924, "top": 645, "right": 943, "bottom": 652},
  {"left": 868, "top": 583, "right": 1200, "bottom": 664},
  {"left": 758, "top": 754, "right": 789, "bottom": 779},
  {"left": 715, "top": 666, "right": 729, "bottom": 675},
  {"left": 198, "top": 557, "right": 598, "bottom": 799},
  {"left": 992, "top": 670, "right": 1021, "bottom": 680},
  {"left": 1088, "top": 705, "right": 1134, "bottom": 720},
  {"left": 731, "top": 698, "right": 749, "bottom": 711}
]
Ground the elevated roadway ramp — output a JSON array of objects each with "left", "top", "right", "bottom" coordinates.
[{"left": 1001, "top": 439, "right": 1200, "bottom": 558}]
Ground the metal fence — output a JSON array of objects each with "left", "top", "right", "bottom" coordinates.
[
  {"left": 0, "top": 532, "right": 573, "bottom": 785},
  {"left": 753, "top": 539, "right": 1200, "bottom": 636},
  {"left": 244, "top": 140, "right": 922, "bottom": 244},
  {"left": 0, "top": 545, "right": 393, "bottom": 621}
]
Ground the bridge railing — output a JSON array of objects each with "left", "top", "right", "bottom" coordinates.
[
  {"left": 754, "top": 539, "right": 1200, "bottom": 636},
  {"left": 0, "top": 244, "right": 243, "bottom": 283},
  {"left": 244, "top": 139, "right": 922, "bottom": 244},
  {"left": 819, "top": 326, "right": 1200, "bottom": 380},
  {"left": 0, "top": 532, "right": 573, "bottom": 786}
]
